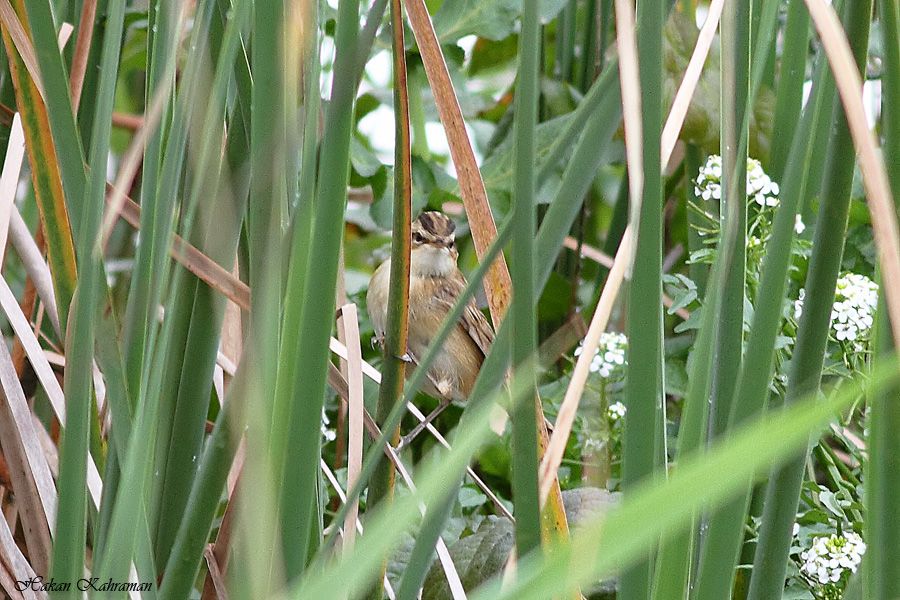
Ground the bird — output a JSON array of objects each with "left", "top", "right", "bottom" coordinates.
[{"left": 367, "top": 211, "right": 494, "bottom": 445}]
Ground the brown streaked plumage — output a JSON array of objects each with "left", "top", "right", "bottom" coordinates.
[{"left": 367, "top": 211, "right": 494, "bottom": 405}]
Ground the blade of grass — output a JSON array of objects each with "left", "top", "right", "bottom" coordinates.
[
  {"left": 153, "top": 0, "right": 251, "bottom": 568},
  {"left": 864, "top": 0, "right": 899, "bottom": 595},
  {"left": 264, "top": 0, "right": 317, "bottom": 575},
  {"left": 659, "top": 0, "right": 724, "bottom": 165},
  {"left": 0, "top": 113, "right": 24, "bottom": 265},
  {"left": 768, "top": 0, "right": 810, "bottom": 180},
  {"left": 539, "top": 226, "right": 632, "bottom": 504},
  {"left": 120, "top": 0, "right": 182, "bottom": 408},
  {"left": 0, "top": 506, "right": 40, "bottom": 600},
  {"left": 68, "top": 0, "right": 96, "bottom": 112},
  {"left": 708, "top": 0, "right": 750, "bottom": 439},
  {"left": 618, "top": 0, "right": 664, "bottom": 594},
  {"left": 337, "top": 304, "right": 365, "bottom": 553},
  {"left": 8, "top": 208, "right": 60, "bottom": 336},
  {"left": 366, "top": 0, "right": 412, "bottom": 590},
  {"left": 509, "top": 0, "right": 542, "bottom": 556}
]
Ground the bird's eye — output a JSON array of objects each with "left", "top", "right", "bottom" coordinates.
[
  {"left": 412, "top": 232, "right": 424, "bottom": 243},
  {"left": 448, "top": 240, "right": 455, "bottom": 249}
]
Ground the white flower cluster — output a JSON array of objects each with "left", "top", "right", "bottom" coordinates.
[
  {"left": 608, "top": 401, "right": 626, "bottom": 421},
  {"left": 747, "top": 158, "right": 780, "bottom": 207},
  {"left": 575, "top": 332, "right": 628, "bottom": 378},
  {"left": 800, "top": 532, "right": 866, "bottom": 585},
  {"left": 694, "top": 155, "right": 780, "bottom": 207},
  {"left": 794, "top": 273, "right": 879, "bottom": 349}
]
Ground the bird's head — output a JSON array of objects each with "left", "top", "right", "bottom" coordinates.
[{"left": 410, "top": 211, "right": 458, "bottom": 275}]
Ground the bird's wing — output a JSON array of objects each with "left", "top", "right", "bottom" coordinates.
[{"left": 440, "top": 271, "right": 494, "bottom": 358}]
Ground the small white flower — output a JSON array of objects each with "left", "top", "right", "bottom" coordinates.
[
  {"left": 575, "top": 332, "right": 628, "bottom": 379},
  {"left": 694, "top": 155, "right": 780, "bottom": 209},
  {"left": 794, "top": 214, "right": 806, "bottom": 234},
  {"left": 800, "top": 532, "right": 866, "bottom": 589},
  {"left": 608, "top": 401, "right": 626, "bottom": 421}
]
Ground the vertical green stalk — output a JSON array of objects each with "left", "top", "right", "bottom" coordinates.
[
  {"left": 768, "top": 0, "right": 810, "bottom": 180},
  {"left": 49, "top": 0, "right": 126, "bottom": 593},
  {"left": 710, "top": 0, "right": 749, "bottom": 439},
  {"left": 555, "top": 0, "right": 577, "bottom": 82},
  {"left": 245, "top": 0, "right": 289, "bottom": 583},
  {"left": 579, "top": 0, "right": 600, "bottom": 91},
  {"left": 280, "top": 0, "right": 358, "bottom": 575},
  {"left": 747, "top": 0, "right": 873, "bottom": 595},
  {"left": 121, "top": 0, "right": 179, "bottom": 400},
  {"left": 620, "top": 0, "right": 665, "bottom": 597},
  {"left": 366, "top": 0, "right": 412, "bottom": 593},
  {"left": 865, "top": 0, "right": 900, "bottom": 596},
  {"left": 510, "top": 0, "right": 542, "bottom": 557}
]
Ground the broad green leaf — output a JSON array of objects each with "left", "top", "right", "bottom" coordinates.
[{"left": 433, "top": 0, "right": 568, "bottom": 43}]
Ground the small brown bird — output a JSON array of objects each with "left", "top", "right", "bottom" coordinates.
[{"left": 367, "top": 211, "right": 494, "bottom": 442}]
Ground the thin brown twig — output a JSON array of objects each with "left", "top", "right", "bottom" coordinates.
[{"left": 69, "top": 0, "right": 97, "bottom": 112}]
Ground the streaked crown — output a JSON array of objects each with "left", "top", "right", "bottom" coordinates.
[{"left": 412, "top": 211, "right": 456, "bottom": 247}]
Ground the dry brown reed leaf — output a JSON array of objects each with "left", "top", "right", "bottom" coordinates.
[
  {"left": 203, "top": 544, "right": 230, "bottom": 600},
  {"left": 0, "top": 114, "right": 25, "bottom": 266},
  {"left": 0, "top": 336, "right": 55, "bottom": 573},
  {"left": 8, "top": 209, "right": 60, "bottom": 336},
  {"left": 0, "top": 511, "right": 39, "bottom": 600},
  {"left": 403, "top": 0, "right": 512, "bottom": 325},
  {"left": 337, "top": 304, "right": 365, "bottom": 553},
  {"left": 69, "top": 0, "right": 97, "bottom": 112}
]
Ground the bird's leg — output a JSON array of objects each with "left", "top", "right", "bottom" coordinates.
[{"left": 396, "top": 398, "right": 451, "bottom": 451}]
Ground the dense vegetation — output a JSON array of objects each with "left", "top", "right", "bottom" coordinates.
[{"left": 0, "top": 0, "right": 896, "bottom": 598}]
